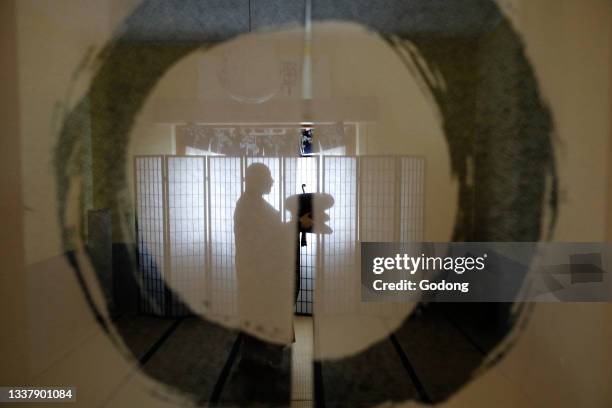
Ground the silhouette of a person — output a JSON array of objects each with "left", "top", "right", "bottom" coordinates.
[{"left": 234, "top": 163, "right": 311, "bottom": 371}]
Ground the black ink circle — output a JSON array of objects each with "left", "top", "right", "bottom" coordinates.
[{"left": 54, "top": 0, "right": 557, "bottom": 405}]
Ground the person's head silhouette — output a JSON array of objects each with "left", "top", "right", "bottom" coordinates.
[{"left": 245, "top": 163, "right": 273, "bottom": 195}]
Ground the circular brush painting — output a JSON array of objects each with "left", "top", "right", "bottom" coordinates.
[{"left": 54, "top": 0, "right": 557, "bottom": 406}]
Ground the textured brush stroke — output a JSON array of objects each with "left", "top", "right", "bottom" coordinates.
[{"left": 54, "top": 0, "right": 557, "bottom": 405}]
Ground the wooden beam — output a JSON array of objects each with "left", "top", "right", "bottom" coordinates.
[{"left": 149, "top": 97, "right": 379, "bottom": 124}]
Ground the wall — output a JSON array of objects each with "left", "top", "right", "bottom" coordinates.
[
  {"left": 609, "top": 9, "right": 612, "bottom": 243},
  {"left": 14, "top": 0, "right": 141, "bottom": 386},
  {"left": 487, "top": 1, "right": 612, "bottom": 407},
  {"left": 130, "top": 22, "right": 455, "bottom": 242},
  {"left": 0, "top": 0, "right": 29, "bottom": 385},
  {"left": 16, "top": 0, "right": 139, "bottom": 265}
]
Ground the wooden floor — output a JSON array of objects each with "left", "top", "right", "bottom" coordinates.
[{"left": 109, "top": 306, "right": 500, "bottom": 407}]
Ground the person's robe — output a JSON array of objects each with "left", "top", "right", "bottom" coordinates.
[{"left": 234, "top": 192, "right": 295, "bottom": 345}]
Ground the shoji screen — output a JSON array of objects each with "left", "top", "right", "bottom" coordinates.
[
  {"left": 134, "top": 155, "right": 425, "bottom": 328},
  {"left": 319, "top": 157, "right": 358, "bottom": 315},
  {"left": 314, "top": 156, "right": 425, "bottom": 359},
  {"left": 134, "top": 156, "right": 166, "bottom": 315},
  {"left": 166, "top": 156, "right": 206, "bottom": 316},
  {"left": 358, "top": 157, "right": 425, "bottom": 320},
  {"left": 359, "top": 157, "right": 399, "bottom": 242},
  {"left": 358, "top": 156, "right": 425, "bottom": 243},
  {"left": 316, "top": 157, "right": 425, "bottom": 315},
  {"left": 400, "top": 157, "right": 425, "bottom": 241},
  {"left": 208, "top": 157, "right": 242, "bottom": 320},
  {"left": 284, "top": 157, "right": 319, "bottom": 314}
]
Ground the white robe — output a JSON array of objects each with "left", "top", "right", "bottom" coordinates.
[{"left": 234, "top": 191, "right": 296, "bottom": 345}]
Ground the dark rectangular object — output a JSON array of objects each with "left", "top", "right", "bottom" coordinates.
[{"left": 570, "top": 253, "right": 604, "bottom": 283}]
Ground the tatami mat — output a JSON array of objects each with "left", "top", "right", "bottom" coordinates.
[{"left": 291, "top": 316, "right": 314, "bottom": 405}]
